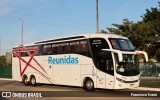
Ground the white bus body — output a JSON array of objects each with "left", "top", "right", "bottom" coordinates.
[{"left": 12, "top": 33, "right": 148, "bottom": 91}]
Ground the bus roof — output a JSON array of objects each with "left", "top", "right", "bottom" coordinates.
[{"left": 13, "top": 33, "right": 128, "bottom": 47}]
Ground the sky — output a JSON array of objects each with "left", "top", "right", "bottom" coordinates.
[{"left": 0, "top": 0, "right": 159, "bottom": 55}]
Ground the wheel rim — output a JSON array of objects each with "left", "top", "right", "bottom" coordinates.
[
  {"left": 86, "top": 80, "right": 93, "bottom": 89},
  {"left": 24, "top": 77, "right": 28, "bottom": 84},
  {"left": 31, "top": 77, "right": 36, "bottom": 85}
]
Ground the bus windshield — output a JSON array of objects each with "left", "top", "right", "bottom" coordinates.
[
  {"left": 114, "top": 53, "right": 140, "bottom": 76},
  {"left": 109, "top": 38, "right": 135, "bottom": 51}
]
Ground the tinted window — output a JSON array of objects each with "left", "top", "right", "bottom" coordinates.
[
  {"left": 74, "top": 40, "right": 90, "bottom": 57},
  {"left": 96, "top": 51, "right": 114, "bottom": 75},
  {"left": 52, "top": 46, "right": 57, "bottom": 54},
  {"left": 90, "top": 38, "right": 109, "bottom": 51},
  {"left": 21, "top": 52, "right": 28, "bottom": 57},
  {"left": 65, "top": 45, "right": 72, "bottom": 53},
  {"left": 90, "top": 38, "right": 109, "bottom": 60},
  {"left": 37, "top": 39, "right": 90, "bottom": 57},
  {"left": 16, "top": 39, "right": 90, "bottom": 57},
  {"left": 90, "top": 38, "right": 113, "bottom": 75},
  {"left": 42, "top": 44, "right": 52, "bottom": 55}
]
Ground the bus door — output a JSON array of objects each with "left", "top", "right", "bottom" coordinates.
[{"left": 96, "top": 51, "right": 114, "bottom": 89}]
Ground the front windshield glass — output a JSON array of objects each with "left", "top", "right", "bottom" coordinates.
[
  {"left": 109, "top": 38, "right": 135, "bottom": 51},
  {"left": 114, "top": 53, "right": 140, "bottom": 76}
]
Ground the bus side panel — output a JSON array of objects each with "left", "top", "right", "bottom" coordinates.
[
  {"left": 105, "top": 74, "right": 115, "bottom": 89},
  {"left": 12, "top": 57, "right": 22, "bottom": 81},
  {"left": 53, "top": 64, "right": 81, "bottom": 86},
  {"left": 12, "top": 66, "right": 22, "bottom": 81},
  {"left": 81, "top": 64, "right": 97, "bottom": 87}
]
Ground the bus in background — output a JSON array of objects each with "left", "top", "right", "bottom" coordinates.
[{"left": 12, "top": 33, "right": 148, "bottom": 92}]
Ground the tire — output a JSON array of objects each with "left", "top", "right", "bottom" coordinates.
[
  {"left": 23, "top": 76, "right": 29, "bottom": 86},
  {"left": 30, "top": 76, "right": 36, "bottom": 86},
  {"left": 84, "top": 78, "right": 95, "bottom": 92}
]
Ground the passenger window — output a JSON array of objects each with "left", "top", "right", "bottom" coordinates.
[
  {"left": 41, "top": 44, "right": 52, "bottom": 55},
  {"left": 65, "top": 45, "right": 72, "bottom": 53},
  {"left": 73, "top": 40, "right": 90, "bottom": 57},
  {"left": 96, "top": 51, "right": 114, "bottom": 75},
  {"left": 57, "top": 46, "right": 64, "bottom": 54}
]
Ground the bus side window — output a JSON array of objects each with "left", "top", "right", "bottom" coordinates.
[
  {"left": 21, "top": 52, "right": 28, "bottom": 57},
  {"left": 65, "top": 45, "right": 72, "bottom": 53},
  {"left": 96, "top": 52, "right": 106, "bottom": 72},
  {"left": 96, "top": 51, "right": 114, "bottom": 75},
  {"left": 105, "top": 52, "right": 114, "bottom": 75},
  {"left": 52, "top": 47, "right": 57, "bottom": 54},
  {"left": 38, "top": 45, "right": 44, "bottom": 55},
  {"left": 73, "top": 40, "right": 90, "bottom": 57},
  {"left": 89, "top": 38, "right": 110, "bottom": 65},
  {"left": 57, "top": 46, "right": 63, "bottom": 54},
  {"left": 41, "top": 44, "right": 52, "bottom": 55},
  {"left": 71, "top": 45, "right": 74, "bottom": 53}
]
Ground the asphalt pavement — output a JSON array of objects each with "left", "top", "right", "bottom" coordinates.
[{"left": 0, "top": 78, "right": 159, "bottom": 100}]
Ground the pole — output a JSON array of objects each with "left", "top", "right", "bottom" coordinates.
[
  {"left": 21, "top": 19, "right": 23, "bottom": 45},
  {"left": 19, "top": 18, "right": 23, "bottom": 46},
  {"left": 96, "top": 0, "right": 99, "bottom": 33}
]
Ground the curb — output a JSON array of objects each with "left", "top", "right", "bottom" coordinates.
[{"left": 0, "top": 78, "right": 15, "bottom": 81}]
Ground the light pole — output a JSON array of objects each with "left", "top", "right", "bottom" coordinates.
[
  {"left": 19, "top": 18, "right": 23, "bottom": 46},
  {"left": 96, "top": 0, "right": 99, "bottom": 33}
]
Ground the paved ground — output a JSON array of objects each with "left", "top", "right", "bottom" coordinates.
[{"left": 0, "top": 78, "right": 159, "bottom": 100}]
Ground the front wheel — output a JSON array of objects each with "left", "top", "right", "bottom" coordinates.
[{"left": 84, "top": 78, "right": 95, "bottom": 92}]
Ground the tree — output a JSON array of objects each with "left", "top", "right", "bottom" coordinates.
[
  {"left": 105, "top": 2, "right": 160, "bottom": 60},
  {"left": 142, "top": 2, "right": 160, "bottom": 23},
  {"left": 107, "top": 19, "right": 158, "bottom": 59},
  {"left": 107, "top": 19, "right": 156, "bottom": 49},
  {"left": 107, "top": 19, "right": 135, "bottom": 38},
  {"left": 141, "top": 2, "right": 160, "bottom": 59},
  {"left": 0, "top": 56, "right": 6, "bottom": 66},
  {"left": 133, "top": 21, "right": 157, "bottom": 58}
]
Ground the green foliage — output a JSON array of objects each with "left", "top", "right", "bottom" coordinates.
[
  {"left": 105, "top": 2, "right": 160, "bottom": 60},
  {"left": 0, "top": 56, "right": 6, "bottom": 66},
  {"left": 156, "top": 49, "right": 160, "bottom": 62},
  {"left": 100, "top": 30, "right": 108, "bottom": 33}
]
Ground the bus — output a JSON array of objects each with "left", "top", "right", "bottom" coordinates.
[{"left": 12, "top": 33, "right": 148, "bottom": 91}]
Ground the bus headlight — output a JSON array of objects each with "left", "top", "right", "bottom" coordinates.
[
  {"left": 116, "top": 77, "right": 139, "bottom": 83},
  {"left": 116, "top": 77, "right": 125, "bottom": 83}
]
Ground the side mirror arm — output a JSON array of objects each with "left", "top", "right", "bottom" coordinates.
[
  {"left": 101, "top": 49, "right": 123, "bottom": 62},
  {"left": 136, "top": 51, "right": 148, "bottom": 62}
]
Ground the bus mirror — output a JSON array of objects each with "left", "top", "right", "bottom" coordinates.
[
  {"left": 101, "top": 49, "right": 123, "bottom": 62},
  {"left": 136, "top": 51, "right": 148, "bottom": 62}
]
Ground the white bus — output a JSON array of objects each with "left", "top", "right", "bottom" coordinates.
[{"left": 12, "top": 33, "right": 148, "bottom": 91}]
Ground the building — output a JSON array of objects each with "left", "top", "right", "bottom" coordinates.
[{"left": 6, "top": 52, "right": 12, "bottom": 64}]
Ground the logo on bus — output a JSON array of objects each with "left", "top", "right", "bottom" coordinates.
[{"left": 48, "top": 55, "right": 79, "bottom": 64}]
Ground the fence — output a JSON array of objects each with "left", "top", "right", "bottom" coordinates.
[
  {"left": 139, "top": 63, "right": 160, "bottom": 88},
  {"left": 0, "top": 66, "right": 12, "bottom": 78}
]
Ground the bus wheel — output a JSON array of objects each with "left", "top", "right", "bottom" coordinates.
[
  {"left": 84, "top": 78, "right": 95, "bottom": 92},
  {"left": 30, "top": 76, "right": 36, "bottom": 86},
  {"left": 23, "top": 76, "right": 29, "bottom": 86}
]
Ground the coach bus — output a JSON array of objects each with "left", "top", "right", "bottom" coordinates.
[{"left": 12, "top": 33, "right": 148, "bottom": 91}]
